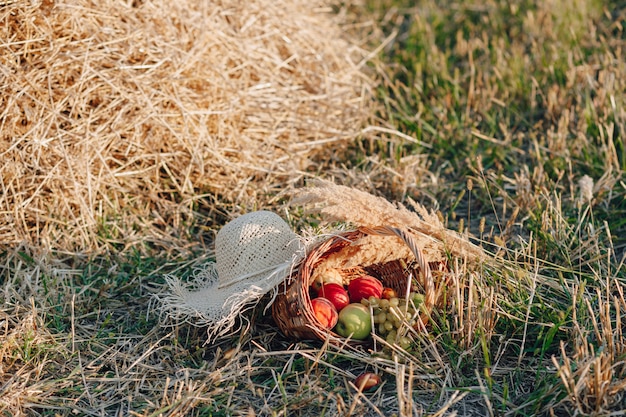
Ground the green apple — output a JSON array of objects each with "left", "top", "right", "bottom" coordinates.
[{"left": 334, "top": 303, "right": 372, "bottom": 340}]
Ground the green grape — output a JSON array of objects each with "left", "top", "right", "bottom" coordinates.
[
  {"left": 390, "top": 306, "right": 402, "bottom": 320},
  {"left": 369, "top": 294, "right": 424, "bottom": 346},
  {"left": 398, "top": 336, "right": 412, "bottom": 350},
  {"left": 373, "top": 312, "right": 387, "bottom": 324},
  {"left": 411, "top": 293, "right": 425, "bottom": 310},
  {"left": 384, "top": 321, "right": 394, "bottom": 332},
  {"left": 378, "top": 322, "right": 387, "bottom": 335}
]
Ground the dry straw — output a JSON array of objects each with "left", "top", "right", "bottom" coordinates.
[{"left": 0, "top": 0, "right": 374, "bottom": 254}]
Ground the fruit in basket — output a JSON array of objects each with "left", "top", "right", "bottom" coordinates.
[
  {"left": 311, "top": 297, "right": 338, "bottom": 329},
  {"left": 370, "top": 293, "right": 427, "bottom": 349},
  {"left": 334, "top": 303, "right": 372, "bottom": 340},
  {"left": 318, "top": 283, "right": 350, "bottom": 312},
  {"left": 381, "top": 287, "right": 397, "bottom": 300},
  {"left": 348, "top": 275, "right": 383, "bottom": 303},
  {"left": 310, "top": 267, "right": 344, "bottom": 292}
]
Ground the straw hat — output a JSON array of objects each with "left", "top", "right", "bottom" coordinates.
[{"left": 158, "top": 210, "right": 305, "bottom": 343}]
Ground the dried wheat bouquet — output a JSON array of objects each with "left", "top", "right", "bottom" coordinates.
[{"left": 290, "top": 179, "right": 486, "bottom": 264}]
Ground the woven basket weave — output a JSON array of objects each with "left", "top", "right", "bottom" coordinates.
[{"left": 272, "top": 225, "right": 449, "bottom": 343}]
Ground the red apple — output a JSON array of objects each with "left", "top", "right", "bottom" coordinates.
[
  {"left": 334, "top": 303, "right": 372, "bottom": 340},
  {"left": 311, "top": 297, "right": 338, "bottom": 329},
  {"left": 348, "top": 275, "right": 383, "bottom": 303},
  {"left": 318, "top": 283, "right": 350, "bottom": 312}
]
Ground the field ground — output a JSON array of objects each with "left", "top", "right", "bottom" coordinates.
[{"left": 2, "top": 0, "right": 626, "bottom": 416}]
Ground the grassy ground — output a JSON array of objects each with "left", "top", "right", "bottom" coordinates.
[{"left": 2, "top": 0, "right": 626, "bottom": 416}]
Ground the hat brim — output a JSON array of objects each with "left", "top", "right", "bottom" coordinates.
[{"left": 158, "top": 257, "right": 300, "bottom": 342}]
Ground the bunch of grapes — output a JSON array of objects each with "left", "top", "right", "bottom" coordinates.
[{"left": 362, "top": 292, "right": 425, "bottom": 350}]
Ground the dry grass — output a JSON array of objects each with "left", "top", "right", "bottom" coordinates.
[
  {"left": 2, "top": 0, "right": 626, "bottom": 415},
  {"left": 0, "top": 249, "right": 478, "bottom": 416},
  {"left": 0, "top": 0, "right": 375, "bottom": 254},
  {"left": 551, "top": 280, "right": 626, "bottom": 415}
]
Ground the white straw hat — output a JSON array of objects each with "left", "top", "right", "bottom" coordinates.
[{"left": 158, "top": 210, "right": 305, "bottom": 342}]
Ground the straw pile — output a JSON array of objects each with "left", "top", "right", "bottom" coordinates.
[{"left": 0, "top": 0, "right": 374, "bottom": 254}]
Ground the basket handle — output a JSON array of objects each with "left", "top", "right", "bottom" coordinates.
[{"left": 358, "top": 226, "right": 435, "bottom": 310}]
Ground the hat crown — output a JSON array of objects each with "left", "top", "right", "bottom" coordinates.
[{"left": 215, "top": 211, "right": 301, "bottom": 286}]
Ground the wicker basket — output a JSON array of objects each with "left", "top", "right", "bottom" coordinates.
[{"left": 272, "top": 225, "right": 449, "bottom": 343}]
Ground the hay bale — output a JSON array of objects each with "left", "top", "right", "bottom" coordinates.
[{"left": 0, "top": 0, "right": 373, "bottom": 253}]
